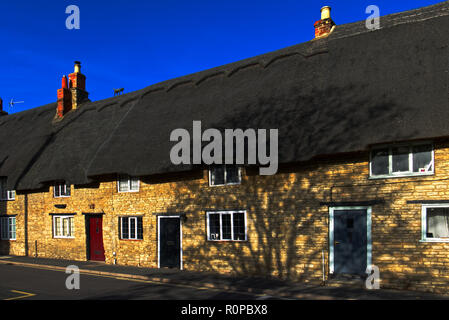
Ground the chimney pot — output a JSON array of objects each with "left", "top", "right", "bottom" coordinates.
[
  {"left": 321, "top": 6, "right": 331, "bottom": 20},
  {"left": 74, "top": 61, "right": 81, "bottom": 73}
]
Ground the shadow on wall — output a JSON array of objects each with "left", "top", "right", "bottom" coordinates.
[{"left": 142, "top": 84, "right": 441, "bottom": 291}]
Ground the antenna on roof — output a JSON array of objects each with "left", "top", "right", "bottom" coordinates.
[{"left": 9, "top": 98, "right": 24, "bottom": 113}]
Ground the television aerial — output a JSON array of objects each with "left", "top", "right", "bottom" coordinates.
[{"left": 8, "top": 98, "right": 24, "bottom": 113}]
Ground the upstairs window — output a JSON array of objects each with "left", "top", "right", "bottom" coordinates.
[
  {"left": 0, "top": 216, "right": 16, "bottom": 240},
  {"left": 370, "top": 143, "right": 433, "bottom": 178},
  {"left": 422, "top": 205, "right": 449, "bottom": 242},
  {"left": 0, "top": 178, "right": 15, "bottom": 201},
  {"left": 209, "top": 165, "right": 241, "bottom": 186},
  {"left": 207, "top": 211, "right": 247, "bottom": 241},
  {"left": 54, "top": 182, "right": 71, "bottom": 198},
  {"left": 118, "top": 175, "right": 140, "bottom": 193},
  {"left": 120, "top": 216, "right": 143, "bottom": 240}
]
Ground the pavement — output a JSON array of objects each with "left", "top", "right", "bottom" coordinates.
[{"left": 0, "top": 255, "right": 448, "bottom": 300}]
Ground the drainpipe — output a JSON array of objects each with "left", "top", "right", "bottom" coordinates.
[{"left": 321, "top": 249, "right": 326, "bottom": 286}]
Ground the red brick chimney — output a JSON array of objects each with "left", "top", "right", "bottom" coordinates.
[
  {"left": 314, "top": 6, "right": 336, "bottom": 39},
  {"left": 57, "top": 75, "right": 72, "bottom": 118},
  {"left": 56, "top": 61, "right": 90, "bottom": 119},
  {"left": 0, "top": 97, "right": 7, "bottom": 116},
  {"left": 68, "top": 61, "right": 89, "bottom": 110}
]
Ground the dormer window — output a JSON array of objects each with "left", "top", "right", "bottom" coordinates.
[
  {"left": 209, "top": 165, "right": 241, "bottom": 186},
  {"left": 118, "top": 175, "right": 140, "bottom": 193},
  {"left": 370, "top": 143, "right": 433, "bottom": 178},
  {"left": 0, "top": 178, "right": 15, "bottom": 201},
  {"left": 54, "top": 182, "right": 71, "bottom": 198}
]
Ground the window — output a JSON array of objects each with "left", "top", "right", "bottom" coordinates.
[
  {"left": 209, "top": 165, "right": 241, "bottom": 186},
  {"left": 370, "top": 143, "right": 433, "bottom": 178},
  {"left": 0, "top": 216, "right": 16, "bottom": 240},
  {"left": 207, "top": 211, "right": 247, "bottom": 241},
  {"left": 422, "top": 205, "right": 449, "bottom": 242},
  {"left": 53, "top": 216, "right": 74, "bottom": 238},
  {"left": 54, "top": 182, "right": 71, "bottom": 198},
  {"left": 120, "top": 216, "right": 143, "bottom": 240},
  {"left": 0, "top": 178, "right": 15, "bottom": 201},
  {"left": 118, "top": 175, "right": 140, "bottom": 192}
]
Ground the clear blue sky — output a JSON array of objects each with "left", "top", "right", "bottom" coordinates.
[{"left": 0, "top": 0, "right": 443, "bottom": 113}]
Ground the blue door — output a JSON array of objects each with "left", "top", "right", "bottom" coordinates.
[{"left": 333, "top": 210, "right": 367, "bottom": 275}]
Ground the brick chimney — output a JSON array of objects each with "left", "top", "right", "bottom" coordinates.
[
  {"left": 0, "top": 98, "right": 7, "bottom": 116},
  {"left": 57, "top": 75, "right": 72, "bottom": 118},
  {"left": 314, "top": 6, "right": 336, "bottom": 39},
  {"left": 68, "top": 61, "right": 89, "bottom": 110}
]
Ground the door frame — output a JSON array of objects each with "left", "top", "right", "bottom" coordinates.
[
  {"left": 157, "top": 215, "right": 183, "bottom": 270},
  {"left": 329, "top": 206, "right": 372, "bottom": 274},
  {"left": 85, "top": 214, "right": 105, "bottom": 261}
]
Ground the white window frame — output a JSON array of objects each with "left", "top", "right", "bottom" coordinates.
[
  {"left": 208, "top": 166, "right": 242, "bottom": 187},
  {"left": 117, "top": 175, "right": 140, "bottom": 193},
  {"left": 53, "top": 215, "right": 75, "bottom": 239},
  {"left": 206, "top": 210, "right": 247, "bottom": 241},
  {"left": 369, "top": 142, "right": 434, "bottom": 179},
  {"left": 0, "top": 178, "right": 15, "bottom": 201},
  {"left": 421, "top": 204, "right": 449, "bottom": 243},
  {"left": 54, "top": 182, "right": 71, "bottom": 198},
  {"left": 0, "top": 216, "right": 16, "bottom": 240},
  {"left": 120, "top": 216, "right": 143, "bottom": 240}
]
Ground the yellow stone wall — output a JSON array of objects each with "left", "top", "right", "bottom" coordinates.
[{"left": 1, "top": 141, "right": 449, "bottom": 293}]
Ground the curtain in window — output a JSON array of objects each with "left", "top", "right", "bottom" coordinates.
[{"left": 428, "top": 209, "right": 449, "bottom": 238}]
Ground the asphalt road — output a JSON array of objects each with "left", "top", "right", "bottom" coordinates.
[{"left": 0, "top": 264, "right": 271, "bottom": 300}]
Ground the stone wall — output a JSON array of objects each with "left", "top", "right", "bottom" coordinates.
[{"left": 1, "top": 141, "right": 449, "bottom": 293}]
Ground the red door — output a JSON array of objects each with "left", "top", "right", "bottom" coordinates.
[{"left": 89, "top": 216, "right": 105, "bottom": 261}]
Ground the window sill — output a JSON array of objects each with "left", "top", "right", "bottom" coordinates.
[
  {"left": 117, "top": 190, "right": 140, "bottom": 193},
  {"left": 119, "top": 239, "right": 143, "bottom": 241},
  {"left": 53, "top": 237, "right": 75, "bottom": 239},
  {"left": 369, "top": 172, "right": 434, "bottom": 180},
  {"left": 419, "top": 239, "right": 449, "bottom": 243},
  {"left": 209, "top": 182, "right": 242, "bottom": 187},
  {"left": 207, "top": 239, "right": 247, "bottom": 242},
  {"left": 54, "top": 196, "right": 71, "bottom": 199}
]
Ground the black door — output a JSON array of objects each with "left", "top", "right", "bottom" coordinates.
[
  {"left": 334, "top": 210, "right": 367, "bottom": 275},
  {"left": 159, "top": 217, "right": 181, "bottom": 268}
]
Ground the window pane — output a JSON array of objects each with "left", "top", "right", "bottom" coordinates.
[
  {"left": 63, "top": 218, "right": 69, "bottom": 236},
  {"left": 221, "top": 214, "right": 232, "bottom": 240},
  {"left": 209, "top": 214, "right": 220, "bottom": 240},
  {"left": 211, "top": 166, "right": 225, "bottom": 186},
  {"left": 226, "top": 166, "right": 240, "bottom": 184},
  {"left": 130, "top": 218, "right": 136, "bottom": 239},
  {"left": 233, "top": 212, "right": 246, "bottom": 241},
  {"left": 392, "top": 147, "right": 410, "bottom": 173},
  {"left": 371, "top": 149, "right": 389, "bottom": 175},
  {"left": 118, "top": 176, "right": 129, "bottom": 192},
  {"left": 137, "top": 217, "right": 143, "bottom": 240},
  {"left": 427, "top": 208, "right": 449, "bottom": 238},
  {"left": 54, "top": 185, "right": 60, "bottom": 197},
  {"left": 413, "top": 145, "right": 432, "bottom": 173},
  {"left": 121, "top": 217, "right": 129, "bottom": 239},
  {"left": 131, "top": 178, "right": 139, "bottom": 191},
  {"left": 64, "top": 184, "right": 71, "bottom": 196},
  {"left": 69, "top": 217, "right": 74, "bottom": 236},
  {"left": 55, "top": 217, "right": 61, "bottom": 237}
]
